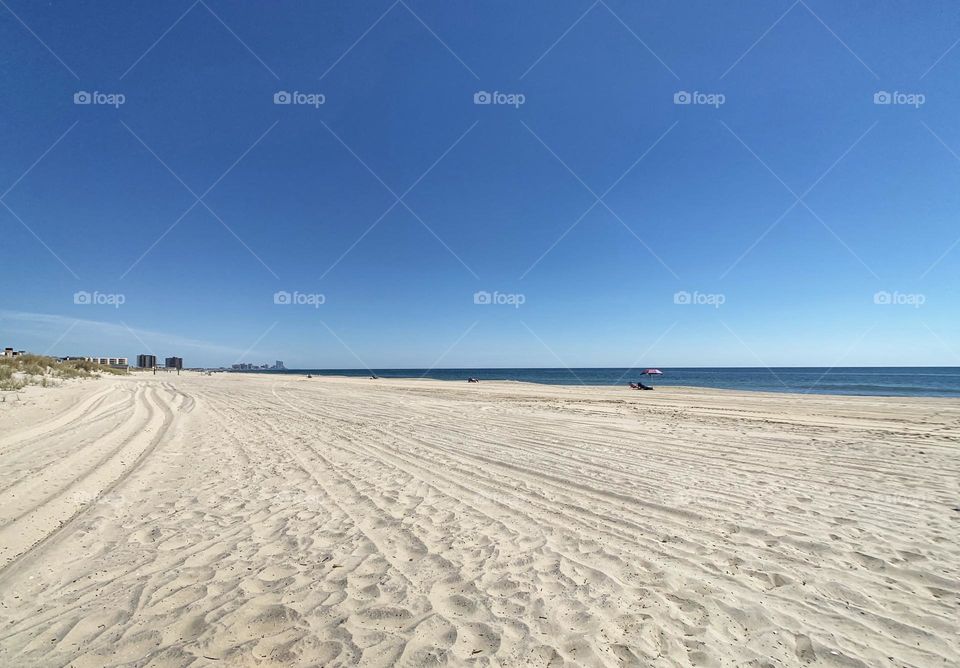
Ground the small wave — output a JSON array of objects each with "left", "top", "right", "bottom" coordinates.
[{"left": 804, "top": 383, "right": 960, "bottom": 395}]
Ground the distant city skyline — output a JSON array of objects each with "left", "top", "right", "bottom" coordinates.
[
  {"left": 231, "top": 360, "right": 285, "bottom": 371},
  {"left": 2, "top": 2, "right": 959, "bottom": 368}
]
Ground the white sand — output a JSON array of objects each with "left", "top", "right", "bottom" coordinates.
[{"left": 0, "top": 373, "right": 957, "bottom": 667}]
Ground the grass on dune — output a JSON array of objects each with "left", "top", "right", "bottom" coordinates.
[{"left": 0, "top": 354, "right": 127, "bottom": 391}]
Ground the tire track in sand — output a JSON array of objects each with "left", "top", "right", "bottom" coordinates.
[{"left": 0, "top": 383, "right": 178, "bottom": 575}]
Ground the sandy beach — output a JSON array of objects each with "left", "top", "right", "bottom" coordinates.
[{"left": 0, "top": 373, "right": 957, "bottom": 667}]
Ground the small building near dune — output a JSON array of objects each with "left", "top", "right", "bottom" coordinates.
[
  {"left": 78, "top": 356, "right": 129, "bottom": 369},
  {"left": 3, "top": 347, "right": 26, "bottom": 357}
]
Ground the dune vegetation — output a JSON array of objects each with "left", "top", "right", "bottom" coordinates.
[{"left": 0, "top": 354, "right": 126, "bottom": 391}]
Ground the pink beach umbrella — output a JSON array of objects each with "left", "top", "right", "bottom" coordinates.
[{"left": 641, "top": 369, "right": 663, "bottom": 376}]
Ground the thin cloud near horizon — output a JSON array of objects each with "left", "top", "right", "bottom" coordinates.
[{"left": 0, "top": 310, "right": 267, "bottom": 362}]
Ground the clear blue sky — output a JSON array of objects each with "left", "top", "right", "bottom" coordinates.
[{"left": 2, "top": 1, "right": 958, "bottom": 368}]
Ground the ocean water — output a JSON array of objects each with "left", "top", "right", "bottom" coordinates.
[{"left": 250, "top": 367, "right": 960, "bottom": 398}]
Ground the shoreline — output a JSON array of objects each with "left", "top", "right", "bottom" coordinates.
[{"left": 211, "top": 368, "right": 960, "bottom": 402}]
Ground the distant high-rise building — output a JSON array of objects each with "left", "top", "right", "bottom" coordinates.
[
  {"left": 274, "top": 360, "right": 285, "bottom": 370},
  {"left": 165, "top": 356, "right": 183, "bottom": 370},
  {"left": 137, "top": 354, "right": 157, "bottom": 368}
]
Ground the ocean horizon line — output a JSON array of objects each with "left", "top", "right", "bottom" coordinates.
[{"left": 229, "top": 365, "right": 960, "bottom": 370}]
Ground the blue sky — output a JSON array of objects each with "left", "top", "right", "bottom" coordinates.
[{"left": 1, "top": 0, "right": 958, "bottom": 368}]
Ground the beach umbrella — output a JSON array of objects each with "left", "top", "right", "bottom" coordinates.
[{"left": 641, "top": 369, "right": 663, "bottom": 376}]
